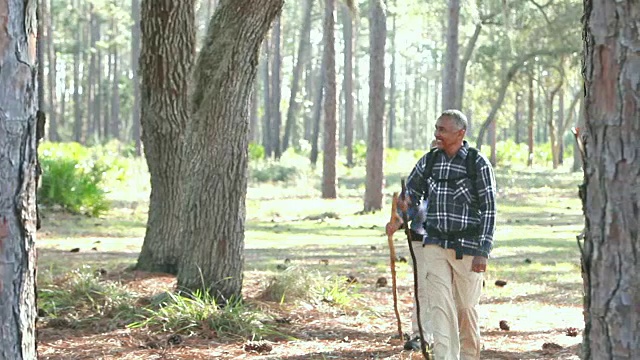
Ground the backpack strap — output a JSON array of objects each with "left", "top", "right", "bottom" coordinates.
[
  {"left": 423, "top": 147, "right": 439, "bottom": 180},
  {"left": 466, "top": 147, "right": 478, "bottom": 182}
]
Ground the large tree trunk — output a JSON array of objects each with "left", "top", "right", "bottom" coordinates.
[
  {"left": 341, "top": 2, "right": 354, "bottom": 166},
  {"left": 363, "top": 0, "right": 386, "bottom": 211},
  {"left": 581, "top": 1, "right": 640, "bottom": 358},
  {"left": 177, "top": 0, "right": 283, "bottom": 299},
  {"left": 441, "top": 0, "right": 460, "bottom": 110},
  {"left": 322, "top": 0, "right": 337, "bottom": 199},
  {"left": 282, "top": 0, "right": 313, "bottom": 153},
  {"left": 135, "top": 0, "right": 195, "bottom": 274},
  {"left": 131, "top": 0, "right": 142, "bottom": 156},
  {"left": 0, "top": 1, "right": 38, "bottom": 357}
]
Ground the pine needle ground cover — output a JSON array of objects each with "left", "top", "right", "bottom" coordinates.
[{"left": 37, "top": 158, "right": 584, "bottom": 359}]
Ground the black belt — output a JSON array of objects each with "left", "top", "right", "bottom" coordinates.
[{"left": 426, "top": 226, "right": 478, "bottom": 260}]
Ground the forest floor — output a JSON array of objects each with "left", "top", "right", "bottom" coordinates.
[{"left": 36, "top": 166, "right": 585, "bottom": 359}]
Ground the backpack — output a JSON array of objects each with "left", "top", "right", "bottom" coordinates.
[{"left": 423, "top": 146, "right": 479, "bottom": 195}]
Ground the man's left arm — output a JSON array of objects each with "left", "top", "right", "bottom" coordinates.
[{"left": 475, "top": 158, "right": 497, "bottom": 258}]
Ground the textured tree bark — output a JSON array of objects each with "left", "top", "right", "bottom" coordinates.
[
  {"left": 581, "top": 1, "right": 640, "bottom": 358},
  {"left": 363, "top": 0, "right": 386, "bottom": 211},
  {"left": 0, "top": 1, "right": 38, "bottom": 357},
  {"left": 177, "top": 0, "right": 283, "bottom": 300},
  {"left": 322, "top": 0, "right": 337, "bottom": 199},
  {"left": 136, "top": 0, "right": 195, "bottom": 274}
]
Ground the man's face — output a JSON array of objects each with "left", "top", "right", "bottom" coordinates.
[{"left": 434, "top": 116, "right": 465, "bottom": 152}]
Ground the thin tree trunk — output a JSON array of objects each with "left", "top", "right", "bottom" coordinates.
[
  {"left": 177, "top": 0, "right": 284, "bottom": 299},
  {"left": 455, "top": 22, "right": 482, "bottom": 111},
  {"left": 135, "top": 0, "right": 195, "bottom": 274},
  {"left": 341, "top": 2, "right": 354, "bottom": 166},
  {"left": 514, "top": 91, "right": 522, "bottom": 144},
  {"left": 321, "top": 0, "right": 337, "bottom": 199},
  {"left": 0, "top": 1, "right": 38, "bottom": 356},
  {"left": 73, "top": 0, "right": 83, "bottom": 143},
  {"left": 363, "top": 0, "right": 386, "bottom": 211},
  {"left": 261, "top": 40, "right": 272, "bottom": 157},
  {"left": 44, "top": 0, "right": 59, "bottom": 141},
  {"left": 387, "top": 5, "right": 397, "bottom": 149},
  {"left": 310, "top": 55, "right": 325, "bottom": 166},
  {"left": 476, "top": 51, "right": 562, "bottom": 150},
  {"left": 86, "top": 6, "right": 97, "bottom": 143},
  {"left": 283, "top": 0, "right": 313, "bottom": 153},
  {"left": 270, "top": 16, "right": 282, "bottom": 159},
  {"left": 110, "top": 18, "right": 120, "bottom": 140},
  {"left": 94, "top": 20, "right": 102, "bottom": 141},
  {"left": 131, "top": 0, "right": 142, "bottom": 155},
  {"left": 581, "top": 1, "right": 640, "bottom": 358},
  {"left": 442, "top": 0, "right": 460, "bottom": 110},
  {"left": 527, "top": 69, "right": 534, "bottom": 167}
]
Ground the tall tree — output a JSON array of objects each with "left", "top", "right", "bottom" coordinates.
[
  {"left": 270, "top": 15, "right": 282, "bottom": 159},
  {"left": 0, "top": 1, "right": 38, "bottom": 357},
  {"left": 282, "top": 0, "right": 314, "bottom": 153},
  {"left": 73, "top": 0, "right": 83, "bottom": 142},
  {"left": 321, "top": 0, "right": 338, "bottom": 198},
  {"left": 177, "top": 0, "right": 284, "bottom": 299},
  {"left": 363, "top": 0, "right": 386, "bottom": 211},
  {"left": 387, "top": 2, "right": 397, "bottom": 148},
  {"left": 441, "top": 0, "right": 460, "bottom": 110},
  {"left": 341, "top": 2, "right": 354, "bottom": 166},
  {"left": 581, "top": 0, "right": 640, "bottom": 358},
  {"left": 135, "top": 0, "right": 195, "bottom": 274},
  {"left": 131, "top": 0, "right": 142, "bottom": 156}
]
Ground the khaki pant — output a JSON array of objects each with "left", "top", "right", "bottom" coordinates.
[
  {"left": 423, "top": 244, "right": 483, "bottom": 360},
  {"left": 410, "top": 241, "right": 434, "bottom": 343}
]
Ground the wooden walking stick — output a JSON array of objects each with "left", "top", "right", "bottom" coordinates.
[
  {"left": 401, "top": 179, "right": 430, "bottom": 360},
  {"left": 387, "top": 192, "right": 404, "bottom": 341}
]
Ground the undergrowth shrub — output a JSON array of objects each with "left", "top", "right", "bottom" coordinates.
[
  {"left": 249, "top": 149, "right": 309, "bottom": 184},
  {"left": 259, "top": 266, "right": 359, "bottom": 307},
  {"left": 129, "top": 291, "right": 275, "bottom": 340},
  {"left": 39, "top": 143, "right": 110, "bottom": 216},
  {"left": 38, "top": 266, "right": 139, "bottom": 323}
]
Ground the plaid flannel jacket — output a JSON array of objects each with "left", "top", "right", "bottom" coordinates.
[{"left": 405, "top": 141, "right": 497, "bottom": 257}]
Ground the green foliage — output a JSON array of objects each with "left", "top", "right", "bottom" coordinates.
[
  {"left": 248, "top": 142, "right": 265, "bottom": 162},
  {"left": 352, "top": 140, "right": 367, "bottom": 166},
  {"left": 38, "top": 266, "right": 138, "bottom": 322},
  {"left": 249, "top": 149, "right": 311, "bottom": 184},
  {"left": 490, "top": 140, "right": 574, "bottom": 167},
  {"left": 39, "top": 143, "right": 111, "bottom": 216},
  {"left": 259, "top": 266, "right": 359, "bottom": 307},
  {"left": 129, "top": 291, "right": 274, "bottom": 340}
]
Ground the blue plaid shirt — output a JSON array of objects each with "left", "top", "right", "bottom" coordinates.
[{"left": 405, "top": 141, "right": 497, "bottom": 257}]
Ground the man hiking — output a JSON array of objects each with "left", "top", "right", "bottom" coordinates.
[{"left": 389, "top": 109, "right": 497, "bottom": 359}]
